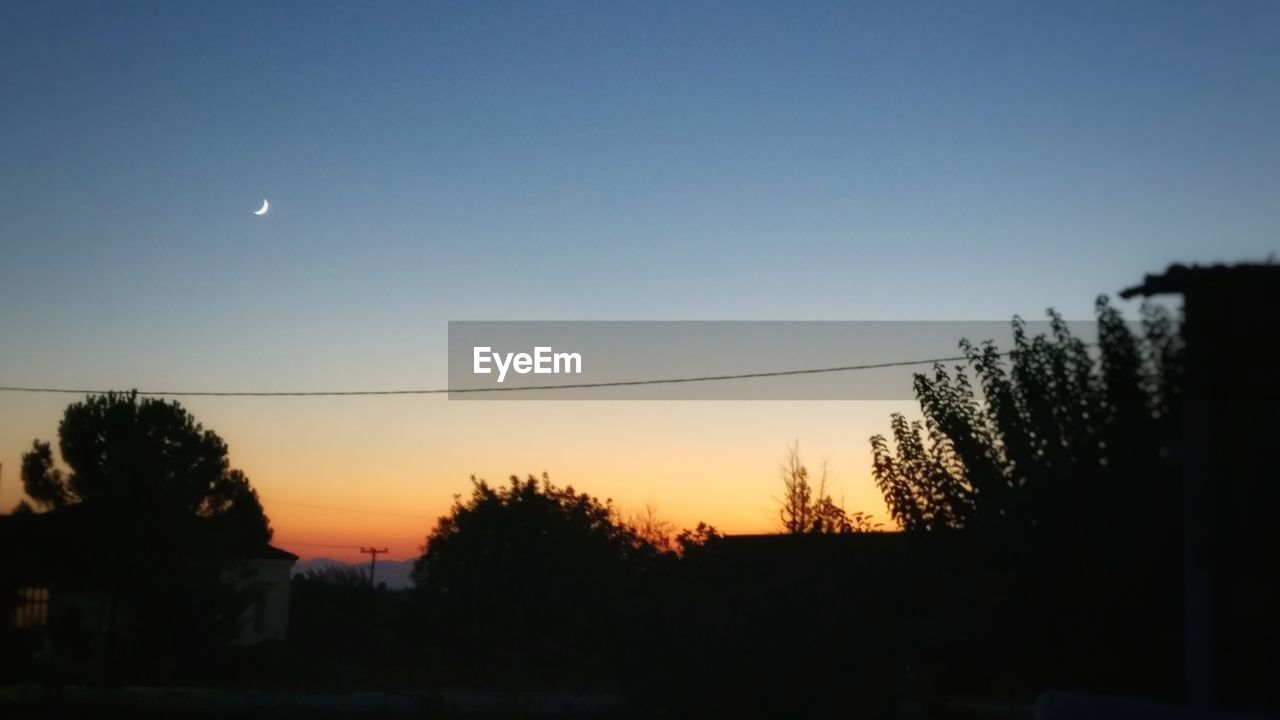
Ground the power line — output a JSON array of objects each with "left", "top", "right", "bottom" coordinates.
[
  {"left": 273, "top": 541, "right": 377, "bottom": 550},
  {"left": 274, "top": 539, "right": 413, "bottom": 555},
  {"left": 264, "top": 498, "right": 433, "bottom": 520},
  {"left": 0, "top": 351, "right": 1026, "bottom": 398}
]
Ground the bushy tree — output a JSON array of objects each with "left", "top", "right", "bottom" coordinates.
[
  {"left": 412, "top": 474, "right": 658, "bottom": 683},
  {"left": 21, "top": 392, "right": 270, "bottom": 546},
  {"left": 870, "top": 299, "right": 1182, "bottom": 536},
  {"left": 413, "top": 474, "right": 648, "bottom": 591},
  {"left": 868, "top": 299, "right": 1185, "bottom": 695},
  {"left": 17, "top": 391, "right": 273, "bottom": 679},
  {"left": 674, "top": 521, "right": 722, "bottom": 555}
]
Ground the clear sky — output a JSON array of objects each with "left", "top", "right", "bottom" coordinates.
[{"left": 2, "top": 1, "right": 1277, "bottom": 560}]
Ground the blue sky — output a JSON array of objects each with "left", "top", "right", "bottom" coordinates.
[
  {"left": 4, "top": 4, "right": 1277, "bottom": 368},
  {"left": 1, "top": 2, "right": 1277, "bottom": 543}
]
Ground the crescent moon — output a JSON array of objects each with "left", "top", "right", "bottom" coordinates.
[{"left": 254, "top": 199, "right": 269, "bottom": 216}]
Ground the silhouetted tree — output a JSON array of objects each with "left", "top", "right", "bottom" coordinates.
[
  {"left": 870, "top": 299, "right": 1182, "bottom": 535},
  {"left": 412, "top": 473, "right": 656, "bottom": 685},
  {"left": 675, "top": 521, "right": 722, "bottom": 556},
  {"left": 779, "top": 442, "right": 879, "bottom": 533},
  {"left": 17, "top": 391, "right": 273, "bottom": 680},
  {"left": 628, "top": 503, "right": 678, "bottom": 553},
  {"left": 868, "top": 298, "right": 1185, "bottom": 696}
]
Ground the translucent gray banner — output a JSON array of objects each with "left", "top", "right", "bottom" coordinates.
[{"left": 447, "top": 321, "right": 1104, "bottom": 400}]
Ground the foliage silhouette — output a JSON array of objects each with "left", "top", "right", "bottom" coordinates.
[
  {"left": 16, "top": 391, "right": 274, "bottom": 681},
  {"left": 411, "top": 473, "right": 660, "bottom": 686},
  {"left": 297, "top": 564, "right": 370, "bottom": 588},
  {"left": 779, "top": 441, "right": 879, "bottom": 533},
  {"left": 868, "top": 298, "right": 1185, "bottom": 697},
  {"left": 870, "top": 299, "right": 1182, "bottom": 535},
  {"left": 674, "top": 521, "right": 722, "bottom": 556},
  {"left": 627, "top": 503, "right": 678, "bottom": 553}
]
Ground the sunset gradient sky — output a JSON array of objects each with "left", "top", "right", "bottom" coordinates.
[{"left": 2, "top": 1, "right": 1278, "bottom": 561}]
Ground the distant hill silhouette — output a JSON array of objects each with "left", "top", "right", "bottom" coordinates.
[{"left": 292, "top": 557, "right": 415, "bottom": 590}]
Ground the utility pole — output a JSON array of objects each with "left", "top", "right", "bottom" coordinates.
[{"left": 360, "top": 547, "right": 388, "bottom": 589}]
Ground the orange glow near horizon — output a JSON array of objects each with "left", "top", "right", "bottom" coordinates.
[{"left": 0, "top": 393, "right": 911, "bottom": 564}]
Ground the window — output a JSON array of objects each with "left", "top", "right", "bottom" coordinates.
[{"left": 9, "top": 587, "right": 50, "bottom": 629}]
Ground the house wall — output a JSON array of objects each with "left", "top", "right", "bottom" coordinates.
[
  {"left": 1179, "top": 275, "right": 1280, "bottom": 711},
  {"left": 234, "top": 558, "right": 294, "bottom": 645}
]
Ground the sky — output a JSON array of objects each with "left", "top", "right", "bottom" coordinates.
[{"left": 2, "top": 1, "right": 1278, "bottom": 561}]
